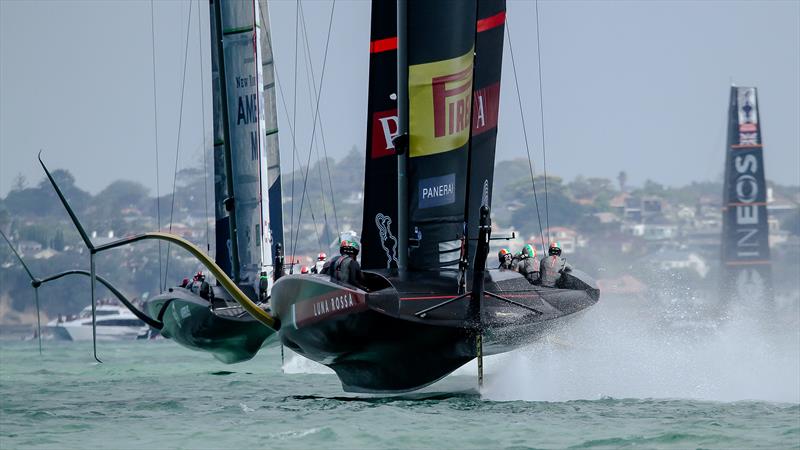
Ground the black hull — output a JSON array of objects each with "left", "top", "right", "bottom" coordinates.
[
  {"left": 272, "top": 269, "right": 599, "bottom": 392},
  {"left": 146, "top": 288, "right": 276, "bottom": 364}
]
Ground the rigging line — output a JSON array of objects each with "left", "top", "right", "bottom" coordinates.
[
  {"left": 299, "top": 2, "right": 332, "bottom": 246},
  {"left": 292, "top": 144, "right": 323, "bottom": 252},
  {"left": 290, "top": 0, "right": 336, "bottom": 261},
  {"left": 276, "top": 69, "right": 323, "bottom": 253},
  {"left": 149, "top": 0, "right": 163, "bottom": 293},
  {"left": 163, "top": 0, "right": 195, "bottom": 289},
  {"left": 534, "top": 0, "right": 551, "bottom": 246},
  {"left": 506, "top": 20, "right": 546, "bottom": 250},
  {"left": 298, "top": 0, "right": 339, "bottom": 236},
  {"left": 289, "top": 0, "right": 300, "bottom": 267},
  {"left": 197, "top": 0, "right": 211, "bottom": 254},
  {"left": 273, "top": 55, "right": 323, "bottom": 252}
]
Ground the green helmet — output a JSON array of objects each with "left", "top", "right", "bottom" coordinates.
[
  {"left": 340, "top": 239, "right": 360, "bottom": 256},
  {"left": 522, "top": 244, "right": 536, "bottom": 259},
  {"left": 548, "top": 241, "right": 562, "bottom": 256}
]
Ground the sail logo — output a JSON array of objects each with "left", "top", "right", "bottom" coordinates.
[
  {"left": 731, "top": 153, "right": 764, "bottom": 258},
  {"left": 375, "top": 213, "right": 398, "bottom": 268},
  {"left": 472, "top": 83, "right": 501, "bottom": 136},
  {"left": 432, "top": 66, "right": 473, "bottom": 138},
  {"left": 736, "top": 87, "right": 759, "bottom": 145},
  {"left": 419, "top": 174, "right": 456, "bottom": 209},
  {"left": 409, "top": 49, "right": 474, "bottom": 157},
  {"left": 371, "top": 109, "right": 399, "bottom": 159}
]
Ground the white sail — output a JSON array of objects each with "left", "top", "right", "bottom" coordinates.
[{"left": 211, "top": 0, "right": 272, "bottom": 288}]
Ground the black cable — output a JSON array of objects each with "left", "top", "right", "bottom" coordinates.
[
  {"left": 534, "top": 0, "right": 551, "bottom": 246},
  {"left": 290, "top": 0, "right": 336, "bottom": 260},
  {"left": 299, "top": 1, "right": 339, "bottom": 237},
  {"left": 507, "top": 21, "right": 546, "bottom": 250},
  {"left": 197, "top": 0, "right": 211, "bottom": 254},
  {"left": 163, "top": 0, "right": 194, "bottom": 288},
  {"left": 149, "top": 0, "right": 163, "bottom": 293},
  {"left": 299, "top": 2, "right": 332, "bottom": 247},
  {"left": 289, "top": 0, "right": 300, "bottom": 266}
]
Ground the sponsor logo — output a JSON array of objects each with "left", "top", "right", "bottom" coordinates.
[
  {"left": 294, "top": 289, "right": 366, "bottom": 328},
  {"left": 472, "top": 83, "right": 501, "bottom": 136},
  {"left": 731, "top": 153, "right": 763, "bottom": 258},
  {"left": 737, "top": 87, "right": 759, "bottom": 145},
  {"left": 409, "top": 49, "right": 474, "bottom": 157},
  {"left": 371, "top": 109, "right": 399, "bottom": 159},
  {"left": 375, "top": 213, "right": 398, "bottom": 268},
  {"left": 734, "top": 268, "right": 766, "bottom": 300},
  {"left": 419, "top": 174, "right": 456, "bottom": 209}
]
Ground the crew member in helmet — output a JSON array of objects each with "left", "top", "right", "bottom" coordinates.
[
  {"left": 321, "top": 240, "right": 366, "bottom": 290},
  {"left": 310, "top": 252, "right": 327, "bottom": 274},
  {"left": 191, "top": 271, "right": 211, "bottom": 300},
  {"left": 258, "top": 271, "right": 270, "bottom": 302},
  {"left": 498, "top": 248, "right": 513, "bottom": 269},
  {"left": 539, "top": 242, "right": 572, "bottom": 288},
  {"left": 516, "top": 244, "right": 541, "bottom": 284},
  {"left": 300, "top": 266, "right": 310, "bottom": 274}
]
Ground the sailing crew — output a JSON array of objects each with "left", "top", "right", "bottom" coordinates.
[
  {"left": 321, "top": 240, "right": 367, "bottom": 290},
  {"left": 300, "top": 266, "right": 310, "bottom": 274},
  {"left": 190, "top": 271, "right": 211, "bottom": 300},
  {"left": 539, "top": 242, "right": 572, "bottom": 288},
  {"left": 310, "top": 252, "right": 327, "bottom": 274},
  {"left": 498, "top": 248, "right": 513, "bottom": 269},
  {"left": 258, "top": 271, "right": 269, "bottom": 302},
  {"left": 516, "top": 244, "right": 540, "bottom": 284}
]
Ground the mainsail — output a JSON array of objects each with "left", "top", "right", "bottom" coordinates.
[
  {"left": 720, "top": 86, "right": 773, "bottom": 304},
  {"left": 361, "top": 0, "right": 399, "bottom": 270},
  {"left": 406, "top": 0, "right": 477, "bottom": 271},
  {"left": 209, "top": 0, "right": 272, "bottom": 287},
  {"left": 361, "top": 0, "right": 506, "bottom": 272}
]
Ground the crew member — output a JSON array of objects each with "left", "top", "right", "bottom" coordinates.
[
  {"left": 321, "top": 240, "right": 366, "bottom": 290},
  {"left": 516, "top": 244, "right": 540, "bottom": 284},
  {"left": 258, "top": 271, "right": 269, "bottom": 302},
  {"left": 191, "top": 271, "right": 211, "bottom": 300},
  {"left": 498, "top": 248, "right": 513, "bottom": 269},
  {"left": 310, "top": 252, "right": 327, "bottom": 274},
  {"left": 539, "top": 242, "right": 572, "bottom": 288},
  {"left": 300, "top": 266, "right": 310, "bottom": 274}
]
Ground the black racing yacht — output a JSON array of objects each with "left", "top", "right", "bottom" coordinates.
[{"left": 270, "top": 0, "right": 599, "bottom": 393}]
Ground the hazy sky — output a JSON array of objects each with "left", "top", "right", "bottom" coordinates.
[{"left": 1, "top": 0, "right": 798, "bottom": 197}]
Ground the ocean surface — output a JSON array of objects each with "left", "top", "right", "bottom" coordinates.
[{"left": 1, "top": 299, "right": 799, "bottom": 449}]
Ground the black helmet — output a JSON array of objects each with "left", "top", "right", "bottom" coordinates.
[
  {"left": 548, "top": 242, "right": 562, "bottom": 256},
  {"left": 498, "top": 248, "right": 511, "bottom": 264}
]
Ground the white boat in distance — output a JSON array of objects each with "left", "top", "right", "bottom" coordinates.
[{"left": 48, "top": 302, "right": 146, "bottom": 341}]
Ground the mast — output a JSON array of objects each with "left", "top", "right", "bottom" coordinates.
[{"left": 397, "top": 0, "right": 409, "bottom": 274}]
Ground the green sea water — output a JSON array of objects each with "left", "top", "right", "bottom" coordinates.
[{"left": 2, "top": 300, "right": 799, "bottom": 449}]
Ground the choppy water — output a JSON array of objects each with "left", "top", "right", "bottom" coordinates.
[{"left": 2, "top": 299, "right": 799, "bottom": 449}]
